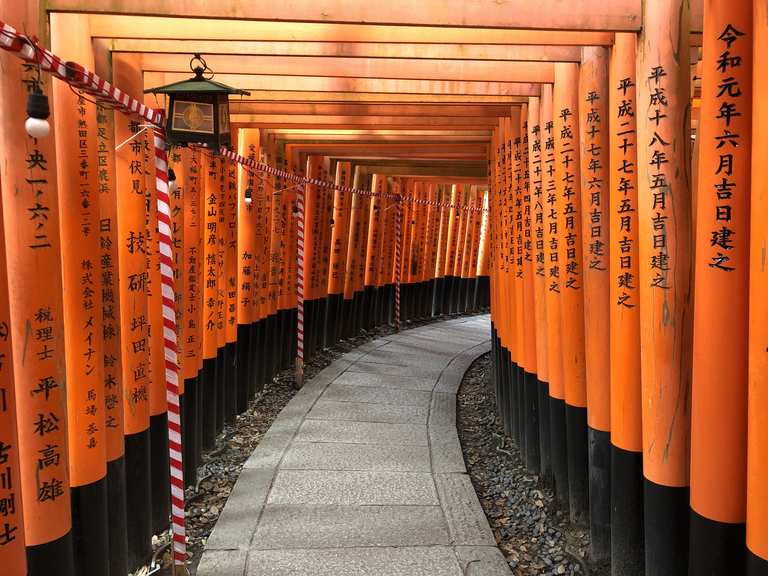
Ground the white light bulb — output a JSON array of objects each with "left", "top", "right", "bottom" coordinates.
[
  {"left": 168, "top": 179, "right": 178, "bottom": 195},
  {"left": 244, "top": 196, "right": 252, "bottom": 205},
  {"left": 25, "top": 116, "right": 50, "bottom": 139}
]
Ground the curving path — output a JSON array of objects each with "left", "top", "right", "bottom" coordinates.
[{"left": 198, "top": 315, "right": 511, "bottom": 576}]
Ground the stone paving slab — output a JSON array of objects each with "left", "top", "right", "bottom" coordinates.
[
  {"left": 246, "top": 547, "right": 464, "bottom": 576},
  {"left": 198, "top": 315, "right": 512, "bottom": 576},
  {"left": 333, "top": 370, "right": 435, "bottom": 391},
  {"left": 252, "top": 504, "right": 450, "bottom": 549},
  {"left": 322, "top": 383, "right": 432, "bottom": 407},
  {"left": 294, "top": 419, "right": 428, "bottom": 446},
  {"left": 267, "top": 470, "right": 440, "bottom": 506},
  {"left": 306, "top": 399, "right": 428, "bottom": 424},
  {"left": 345, "top": 360, "right": 443, "bottom": 380},
  {"left": 280, "top": 442, "right": 431, "bottom": 472}
]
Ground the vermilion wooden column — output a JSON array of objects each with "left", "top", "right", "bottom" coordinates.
[
  {"left": 52, "top": 13, "right": 109, "bottom": 574},
  {"left": 579, "top": 45, "right": 611, "bottom": 562},
  {"left": 434, "top": 186, "right": 451, "bottom": 316},
  {"left": 182, "top": 148, "right": 202, "bottom": 487},
  {"left": 748, "top": 3, "right": 768, "bottom": 574},
  {"left": 520, "top": 104, "right": 541, "bottom": 473},
  {"left": 201, "top": 157, "right": 219, "bottom": 449},
  {"left": 514, "top": 106, "right": 527, "bottom": 455},
  {"left": 0, "top": 164, "right": 25, "bottom": 576},
  {"left": 636, "top": 1, "right": 693, "bottom": 574},
  {"left": 542, "top": 83, "right": 569, "bottom": 507},
  {"left": 608, "top": 32, "right": 644, "bottom": 576},
  {"left": 554, "top": 62, "right": 589, "bottom": 526},
  {"left": 528, "top": 98, "right": 551, "bottom": 481},
  {"left": 236, "top": 130, "right": 257, "bottom": 411},
  {"left": 364, "top": 174, "right": 384, "bottom": 329},
  {"left": 113, "top": 53, "right": 152, "bottom": 569},
  {"left": 690, "top": 2, "right": 752, "bottom": 573},
  {"left": 92, "top": 39, "right": 130, "bottom": 575},
  {"left": 224, "top": 159, "right": 238, "bottom": 420},
  {"left": 327, "top": 161, "right": 352, "bottom": 342}
]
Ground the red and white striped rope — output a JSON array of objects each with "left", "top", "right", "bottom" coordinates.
[
  {"left": 218, "top": 147, "right": 484, "bottom": 213},
  {"left": 153, "top": 129, "right": 186, "bottom": 569},
  {"left": 1, "top": 19, "right": 185, "bottom": 571},
  {"left": 0, "top": 19, "right": 164, "bottom": 126},
  {"left": 394, "top": 198, "right": 402, "bottom": 331}
]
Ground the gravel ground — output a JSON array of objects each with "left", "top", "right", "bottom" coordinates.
[{"left": 457, "top": 354, "right": 608, "bottom": 576}]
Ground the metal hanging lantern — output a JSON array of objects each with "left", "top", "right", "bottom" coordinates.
[{"left": 145, "top": 54, "right": 249, "bottom": 150}]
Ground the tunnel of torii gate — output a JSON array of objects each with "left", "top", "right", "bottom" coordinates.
[{"left": 0, "top": 1, "right": 766, "bottom": 576}]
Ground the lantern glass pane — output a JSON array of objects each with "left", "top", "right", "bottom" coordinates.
[
  {"left": 219, "top": 103, "right": 230, "bottom": 134},
  {"left": 171, "top": 100, "right": 214, "bottom": 134}
]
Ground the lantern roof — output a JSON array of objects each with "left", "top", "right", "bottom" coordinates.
[{"left": 144, "top": 54, "right": 250, "bottom": 96}]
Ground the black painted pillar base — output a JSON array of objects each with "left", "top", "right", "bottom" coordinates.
[
  {"left": 538, "top": 380, "right": 552, "bottom": 484},
  {"left": 611, "top": 444, "right": 644, "bottom": 576},
  {"left": 268, "top": 312, "right": 280, "bottom": 383},
  {"left": 224, "top": 340, "right": 238, "bottom": 423},
  {"left": 524, "top": 371, "right": 540, "bottom": 473},
  {"left": 507, "top": 357, "right": 518, "bottom": 440},
  {"left": 748, "top": 550, "right": 768, "bottom": 576},
  {"left": 689, "top": 508, "right": 745, "bottom": 575},
  {"left": 516, "top": 365, "right": 526, "bottom": 455},
  {"left": 549, "top": 396, "right": 570, "bottom": 508},
  {"left": 274, "top": 311, "right": 287, "bottom": 371},
  {"left": 26, "top": 531, "right": 75, "bottom": 576},
  {"left": 124, "top": 428, "right": 152, "bottom": 571},
  {"left": 499, "top": 343, "right": 510, "bottom": 435},
  {"left": 249, "top": 319, "right": 261, "bottom": 398},
  {"left": 71, "top": 476, "right": 109, "bottom": 575},
  {"left": 106, "top": 456, "right": 129, "bottom": 576},
  {"left": 201, "top": 357, "right": 217, "bottom": 450},
  {"left": 588, "top": 427, "right": 611, "bottom": 563},
  {"left": 182, "top": 378, "right": 199, "bottom": 487},
  {"left": 341, "top": 297, "right": 354, "bottom": 338},
  {"left": 236, "top": 324, "right": 251, "bottom": 413},
  {"left": 149, "top": 412, "right": 170, "bottom": 534},
  {"left": 314, "top": 297, "right": 327, "bottom": 353},
  {"left": 566, "top": 404, "right": 589, "bottom": 526},
  {"left": 215, "top": 346, "right": 226, "bottom": 435},
  {"left": 326, "top": 293, "right": 342, "bottom": 346},
  {"left": 363, "top": 285, "right": 376, "bottom": 330},
  {"left": 350, "top": 291, "right": 363, "bottom": 336},
  {"left": 644, "top": 478, "right": 689, "bottom": 576},
  {"left": 433, "top": 277, "right": 444, "bottom": 316}
]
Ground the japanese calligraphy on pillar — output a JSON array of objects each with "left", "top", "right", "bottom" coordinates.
[
  {"left": 203, "top": 158, "right": 219, "bottom": 358},
  {"left": 530, "top": 115, "right": 545, "bottom": 278},
  {"left": 614, "top": 69, "right": 639, "bottom": 308},
  {"left": 545, "top": 116, "right": 560, "bottom": 293},
  {"left": 707, "top": 24, "right": 747, "bottom": 272},
  {"left": 226, "top": 163, "right": 237, "bottom": 340},
  {"left": 97, "top": 106, "right": 123, "bottom": 457},
  {"left": 583, "top": 85, "right": 607, "bottom": 272},
  {"left": 183, "top": 149, "right": 201, "bottom": 379},
  {"left": 645, "top": 63, "right": 674, "bottom": 289},
  {"left": 58, "top": 89, "right": 106, "bottom": 483},
  {"left": 521, "top": 118, "right": 532, "bottom": 274},
  {"left": 2, "top": 56, "right": 72, "bottom": 546},
  {"left": 558, "top": 104, "right": 580, "bottom": 290}
]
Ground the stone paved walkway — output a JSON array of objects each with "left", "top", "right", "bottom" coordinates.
[{"left": 198, "top": 315, "right": 511, "bottom": 576}]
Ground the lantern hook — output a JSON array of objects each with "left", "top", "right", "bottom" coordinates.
[{"left": 190, "top": 53, "right": 214, "bottom": 80}]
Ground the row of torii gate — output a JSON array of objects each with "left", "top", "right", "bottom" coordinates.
[{"left": 0, "top": 1, "right": 767, "bottom": 576}]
